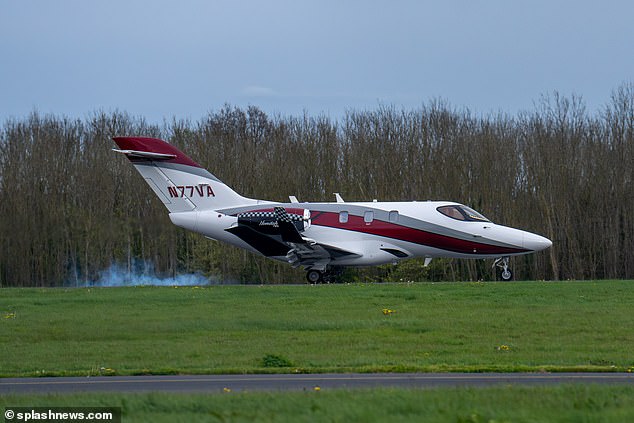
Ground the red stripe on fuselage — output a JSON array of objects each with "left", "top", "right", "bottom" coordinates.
[{"left": 310, "top": 211, "right": 528, "bottom": 256}]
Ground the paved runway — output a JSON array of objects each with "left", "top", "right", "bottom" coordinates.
[{"left": 2, "top": 373, "right": 634, "bottom": 394}]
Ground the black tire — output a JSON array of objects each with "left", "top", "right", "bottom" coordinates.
[
  {"left": 500, "top": 268, "right": 513, "bottom": 281},
  {"left": 306, "top": 270, "right": 322, "bottom": 284}
]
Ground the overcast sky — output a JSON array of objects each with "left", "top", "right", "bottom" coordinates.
[{"left": 1, "top": 0, "right": 632, "bottom": 123}]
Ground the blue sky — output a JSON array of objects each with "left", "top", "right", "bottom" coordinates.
[{"left": 1, "top": 0, "right": 632, "bottom": 123}]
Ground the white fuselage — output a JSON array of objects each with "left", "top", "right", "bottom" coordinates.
[{"left": 170, "top": 200, "right": 552, "bottom": 268}]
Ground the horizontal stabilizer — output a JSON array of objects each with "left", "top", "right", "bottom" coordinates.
[
  {"left": 112, "top": 149, "right": 176, "bottom": 161},
  {"left": 112, "top": 136, "right": 203, "bottom": 168}
]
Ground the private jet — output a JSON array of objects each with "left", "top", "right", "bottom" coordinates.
[{"left": 113, "top": 137, "right": 552, "bottom": 283}]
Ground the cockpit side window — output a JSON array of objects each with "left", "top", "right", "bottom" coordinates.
[
  {"left": 460, "top": 205, "right": 490, "bottom": 222},
  {"left": 437, "top": 205, "right": 490, "bottom": 222},
  {"left": 437, "top": 205, "right": 465, "bottom": 220}
]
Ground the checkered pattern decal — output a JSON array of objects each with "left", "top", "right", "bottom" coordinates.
[
  {"left": 274, "top": 207, "right": 292, "bottom": 223},
  {"left": 238, "top": 210, "right": 304, "bottom": 222}
]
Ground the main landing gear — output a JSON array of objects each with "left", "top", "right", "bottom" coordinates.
[
  {"left": 493, "top": 257, "right": 513, "bottom": 281},
  {"left": 306, "top": 270, "right": 322, "bottom": 284},
  {"left": 305, "top": 267, "right": 343, "bottom": 284}
]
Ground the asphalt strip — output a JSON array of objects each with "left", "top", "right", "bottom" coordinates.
[{"left": 2, "top": 373, "right": 634, "bottom": 394}]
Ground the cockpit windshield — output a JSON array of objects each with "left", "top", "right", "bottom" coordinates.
[{"left": 437, "top": 205, "right": 490, "bottom": 222}]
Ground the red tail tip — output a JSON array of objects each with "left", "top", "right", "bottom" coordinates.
[{"left": 112, "top": 137, "right": 202, "bottom": 168}]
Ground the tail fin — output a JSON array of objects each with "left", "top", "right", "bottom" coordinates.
[{"left": 113, "top": 137, "right": 254, "bottom": 212}]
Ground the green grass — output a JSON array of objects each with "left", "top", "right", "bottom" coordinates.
[
  {"left": 2, "top": 385, "right": 634, "bottom": 422},
  {"left": 2, "top": 281, "right": 634, "bottom": 377}
]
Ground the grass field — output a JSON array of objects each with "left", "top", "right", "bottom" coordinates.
[
  {"left": 2, "top": 281, "right": 634, "bottom": 377},
  {"left": 2, "top": 385, "right": 634, "bottom": 422}
]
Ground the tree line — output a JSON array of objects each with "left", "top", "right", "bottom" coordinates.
[{"left": 1, "top": 83, "right": 632, "bottom": 286}]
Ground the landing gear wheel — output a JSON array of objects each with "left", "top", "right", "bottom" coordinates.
[
  {"left": 306, "top": 270, "right": 322, "bottom": 284},
  {"left": 500, "top": 268, "right": 513, "bottom": 281},
  {"left": 493, "top": 257, "right": 513, "bottom": 281}
]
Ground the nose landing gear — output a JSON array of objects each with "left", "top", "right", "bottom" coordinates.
[{"left": 493, "top": 257, "right": 513, "bottom": 281}]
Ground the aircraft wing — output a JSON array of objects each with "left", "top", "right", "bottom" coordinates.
[{"left": 274, "top": 207, "right": 361, "bottom": 270}]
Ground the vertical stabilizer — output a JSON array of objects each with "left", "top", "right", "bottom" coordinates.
[{"left": 113, "top": 137, "right": 254, "bottom": 212}]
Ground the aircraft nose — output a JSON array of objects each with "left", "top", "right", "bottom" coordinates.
[{"left": 523, "top": 232, "right": 552, "bottom": 251}]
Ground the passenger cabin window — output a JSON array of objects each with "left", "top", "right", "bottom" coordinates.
[
  {"left": 437, "top": 205, "right": 490, "bottom": 222},
  {"left": 389, "top": 210, "right": 399, "bottom": 223},
  {"left": 339, "top": 211, "right": 349, "bottom": 223},
  {"left": 364, "top": 211, "right": 374, "bottom": 224}
]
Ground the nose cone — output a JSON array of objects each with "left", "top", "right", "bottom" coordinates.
[{"left": 523, "top": 232, "right": 552, "bottom": 251}]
